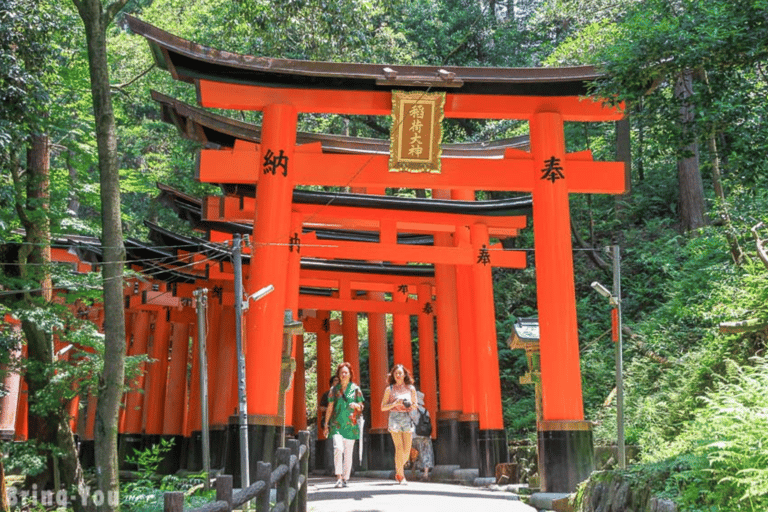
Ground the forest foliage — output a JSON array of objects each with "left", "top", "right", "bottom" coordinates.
[{"left": 2, "top": 0, "right": 768, "bottom": 510}]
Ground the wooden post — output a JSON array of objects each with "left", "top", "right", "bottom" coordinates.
[
  {"left": 255, "top": 461, "right": 272, "bottom": 512},
  {"left": 163, "top": 491, "right": 184, "bottom": 512},
  {"left": 287, "top": 438, "right": 300, "bottom": 512},
  {"left": 298, "top": 431, "right": 309, "bottom": 512},
  {"left": 216, "top": 475, "right": 233, "bottom": 512},
  {"left": 276, "top": 447, "right": 291, "bottom": 509}
]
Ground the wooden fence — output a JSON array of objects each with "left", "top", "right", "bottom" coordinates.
[{"left": 164, "top": 431, "right": 310, "bottom": 512}]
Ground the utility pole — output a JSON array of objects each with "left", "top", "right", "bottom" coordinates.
[
  {"left": 233, "top": 234, "right": 250, "bottom": 489},
  {"left": 591, "top": 244, "right": 626, "bottom": 469},
  {"left": 612, "top": 245, "right": 626, "bottom": 469},
  {"left": 193, "top": 287, "right": 211, "bottom": 490}
]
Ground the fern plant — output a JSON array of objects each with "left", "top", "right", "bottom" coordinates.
[{"left": 651, "top": 357, "right": 768, "bottom": 511}]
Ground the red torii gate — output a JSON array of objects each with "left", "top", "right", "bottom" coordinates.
[
  {"left": 152, "top": 93, "right": 534, "bottom": 475},
  {"left": 127, "top": 15, "right": 627, "bottom": 491}
]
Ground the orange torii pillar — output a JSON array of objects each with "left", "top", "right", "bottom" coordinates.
[
  {"left": 0, "top": 318, "right": 22, "bottom": 443},
  {"left": 454, "top": 222, "right": 481, "bottom": 469},
  {"left": 215, "top": 306, "right": 243, "bottom": 480},
  {"left": 339, "top": 276, "right": 361, "bottom": 390},
  {"left": 14, "top": 341, "right": 28, "bottom": 442},
  {"left": 341, "top": 307, "right": 362, "bottom": 468},
  {"left": 246, "top": 103, "right": 297, "bottom": 470},
  {"left": 341, "top": 309, "right": 361, "bottom": 390},
  {"left": 470, "top": 222, "right": 510, "bottom": 477},
  {"left": 431, "top": 217, "right": 463, "bottom": 462},
  {"left": 162, "top": 310, "right": 192, "bottom": 472},
  {"left": 416, "top": 283, "right": 437, "bottom": 438},
  {"left": 314, "top": 310, "right": 333, "bottom": 471},
  {"left": 280, "top": 214, "right": 307, "bottom": 436},
  {"left": 142, "top": 308, "right": 172, "bottom": 470},
  {"left": 78, "top": 306, "right": 104, "bottom": 466},
  {"left": 291, "top": 333, "right": 306, "bottom": 431},
  {"left": 392, "top": 289, "right": 413, "bottom": 371},
  {"left": 201, "top": 291, "right": 226, "bottom": 469},
  {"left": 119, "top": 308, "right": 150, "bottom": 468},
  {"left": 186, "top": 304, "right": 202, "bottom": 444},
  {"left": 529, "top": 111, "right": 615, "bottom": 492},
  {"left": 367, "top": 291, "right": 391, "bottom": 470},
  {"left": 286, "top": 213, "right": 304, "bottom": 435}
]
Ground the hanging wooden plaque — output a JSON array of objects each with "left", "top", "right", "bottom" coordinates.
[{"left": 389, "top": 90, "right": 445, "bottom": 173}]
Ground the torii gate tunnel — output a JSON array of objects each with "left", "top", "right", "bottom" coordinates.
[{"left": 125, "top": 17, "right": 626, "bottom": 491}]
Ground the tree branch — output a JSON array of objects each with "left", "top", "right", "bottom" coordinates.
[
  {"left": 104, "top": 0, "right": 130, "bottom": 24},
  {"left": 570, "top": 217, "right": 610, "bottom": 271},
  {"left": 752, "top": 222, "right": 768, "bottom": 270},
  {"left": 8, "top": 149, "right": 32, "bottom": 230},
  {"left": 111, "top": 63, "right": 156, "bottom": 94}
]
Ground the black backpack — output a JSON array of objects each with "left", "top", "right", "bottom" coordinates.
[{"left": 414, "top": 406, "right": 432, "bottom": 436}]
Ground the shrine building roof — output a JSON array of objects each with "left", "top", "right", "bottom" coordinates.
[{"left": 126, "top": 15, "right": 602, "bottom": 97}]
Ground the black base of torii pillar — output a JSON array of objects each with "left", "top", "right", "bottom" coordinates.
[
  {"left": 479, "top": 428, "right": 509, "bottom": 478},
  {"left": 367, "top": 429, "right": 395, "bottom": 470},
  {"left": 457, "top": 415, "right": 480, "bottom": 469},
  {"left": 537, "top": 420, "right": 594, "bottom": 492},
  {"left": 435, "top": 410, "right": 460, "bottom": 465}
]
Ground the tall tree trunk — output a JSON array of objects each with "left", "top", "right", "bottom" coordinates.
[
  {"left": 674, "top": 70, "right": 707, "bottom": 232},
  {"left": 72, "top": 1, "right": 130, "bottom": 510},
  {"left": 67, "top": 150, "right": 81, "bottom": 215},
  {"left": 615, "top": 115, "right": 632, "bottom": 221},
  {"left": 19, "top": 134, "right": 56, "bottom": 490},
  {"left": 707, "top": 132, "right": 745, "bottom": 264},
  {"left": 700, "top": 70, "right": 745, "bottom": 264},
  {"left": 15, "top": 135, "right": 90, "bottom": 511}
]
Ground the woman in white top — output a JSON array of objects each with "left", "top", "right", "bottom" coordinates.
[{"left": 380, "top": 364, "right": 417, "bottom": 484}]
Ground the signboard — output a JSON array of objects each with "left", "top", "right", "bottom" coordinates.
[{"left": 389, "top": 90, "right": 445, "bottom": 173}]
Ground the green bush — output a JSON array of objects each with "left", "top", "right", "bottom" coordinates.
[
  {"left": 646, "top": 357, "right": 768, "bottom": 511},
  {"left": 120, "top": 438, "right": 213, "bottom": 512}
]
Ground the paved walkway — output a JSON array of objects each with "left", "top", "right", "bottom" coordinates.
[{"left": 306, "top": 476, "right": 538, "bottom": 512}]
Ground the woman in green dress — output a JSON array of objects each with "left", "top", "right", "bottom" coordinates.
[{"left": 323, "top": 362, "right": 365, "bottom": 488}]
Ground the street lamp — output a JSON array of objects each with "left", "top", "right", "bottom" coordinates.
[
  {"left": 590, "top": 281, "right": 613, "bottom": 301},
  {"left": 591, "top": 244, "right": 626, "bottom": 469},
  {"left": 232, "top": 232, "right": 276, "bottom": 491}
]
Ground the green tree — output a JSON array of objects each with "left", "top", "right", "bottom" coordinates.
[
  {"left": 0, "top": 0, "right": 92, "bottom": 504},
  {"left": 588, "top": 0, "right": 768, "bottom": 235},
  {"left": 71, "top": 1, "right": 130, "bottom": 510}
]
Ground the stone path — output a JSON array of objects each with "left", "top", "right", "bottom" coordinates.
[{"left": 306, "top": 475, "right": 538, "bottom": 512}]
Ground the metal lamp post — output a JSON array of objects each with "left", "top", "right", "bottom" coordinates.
[
  {"left": 591, "top": 244, "right": 626, "bottom": 469},
  {"left": 233, "top": 233, "right": 275, "bottom": 490}
]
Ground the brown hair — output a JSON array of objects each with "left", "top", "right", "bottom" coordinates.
[
  {"left": 335, "top": 361, "right": 354, "bottom": 382},
  {"left": 387, "top": 364, "right": 413, "bottom": 386}
]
